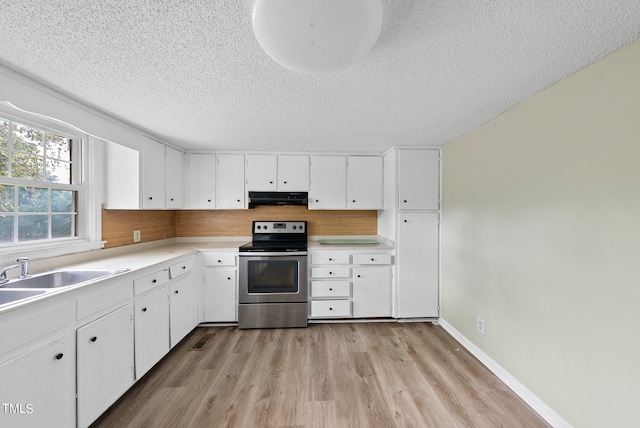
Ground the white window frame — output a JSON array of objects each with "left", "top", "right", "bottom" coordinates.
[{"left": 0, "top": 104, "right": 104, "bottom": 264}]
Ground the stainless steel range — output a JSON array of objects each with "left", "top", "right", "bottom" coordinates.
[{"left": 238, "top": 221, "right": 308, "bottom": 329}]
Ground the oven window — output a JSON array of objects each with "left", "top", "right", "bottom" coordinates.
[{"left": 247, "top": 260, "right": 299, "bottom": 294}]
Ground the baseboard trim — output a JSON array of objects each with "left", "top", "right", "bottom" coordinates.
[{"left": 438, "top": 318, "right": 572, "bottom": 428}]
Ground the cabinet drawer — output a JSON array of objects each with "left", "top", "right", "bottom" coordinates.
[
  {"left": 0, "top": 299, "right": 74, "bottom": 360},
  {"left": 169, "top": 257, "right": 195, "bottom": 279},
  {"left": 352, "top": 254, "right": 392, "bottom": 265},
  {"left": 202, "top": 253, "right": 237, "bottom": 267},
  {"left": 311, "top": 253, "right": 350, "bottom": 265},
  {"left": 311, "top": 281, "right": 351, "bottom": 298},
  {"left": 311, "top": 267, "right": 351, "bottom": 279},
  {"left": 76, "top": 278, "right": 132, "bottom": 322},
  {"left": 311, "top": 300, "right": 351, "bottom": 318},
  {"left": 133, "top": 269, "right": 170, "bottom": 296}
]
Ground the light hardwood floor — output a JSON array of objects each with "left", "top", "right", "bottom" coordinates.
[{"left": 92, "top": 322, "right": 550, "bottom": 427}]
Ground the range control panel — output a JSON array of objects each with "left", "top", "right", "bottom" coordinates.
[{"left": 252, "top": 221, "right": 306, "bottom": 234}]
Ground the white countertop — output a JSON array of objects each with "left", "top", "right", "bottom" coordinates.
[{"left": 0, "top": 235, "right": 393, "bottom": 312}]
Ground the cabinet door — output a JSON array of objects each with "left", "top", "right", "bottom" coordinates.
[
  {"left": 188, "top": 153, "right": 216, "bottom": 209},
  {"left": 216, "top": 154, "right": 245, "bottom": 209},
  {"left": 77, "top": 304, "right": 134, "bottom": 428},
  {"left": 347, "top": 156, "right": 383, "bottom": 209},
  {"left": 278, "top": 154, "right": 309, "bottom": 191},
  {"left": 134, "top": 285, "right": 170, "bottom": 379},
  {"left": 170, "top": 274, "right": 197, "bottom": 347},
  {"left": 397, "top": 212, "right": 439, "bottom": 318},
  {"left": 142, "top": 137, "right": 165, "bottom": 209},
  {"left": 204, "top": 268, "right": 237, "bottom": 322},
  {"left": 246, "top": 154, "right": 277, "bottom": 191},
  {"left": 104, "top": 141, "right": 140, "bottom": 209},
  {"left": 0, "top": 332, "right": 74, "bottom": 428},
  {"left": 398, "top": 149, "right": 439, "bottom": 210},
  {"left": 353, "top": 267, "right": 392, "bottom": 318},
  {"left": 309, "top": 155, "right": 346, "bottom": 209},
  {"left": 165, "top": 146, "right": 184, "bottom": 209}
]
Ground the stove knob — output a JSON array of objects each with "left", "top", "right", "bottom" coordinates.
[
  {"left": 257, "top": 225, "right": 261, "bottom": 230},
  {"left": 292, "top": 225, "right": 297, "bottom": 230},
  {"left": 263, "top": 225, "right": 268, "bottom": 230}
]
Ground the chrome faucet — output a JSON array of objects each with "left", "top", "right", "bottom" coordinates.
[
  {"left": 0, "top": 258, "right": 30, "bottom": 284},
  {"left": 0, "top": 264, "right": 19, "bottom": 284}
]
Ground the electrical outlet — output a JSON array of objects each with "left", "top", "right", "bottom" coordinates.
[
  {"left": 133, "top": 230, "right": 141, "bottom": 243},
  {"left": 477, "top": 317, "right": 485, "bottom": 335}
]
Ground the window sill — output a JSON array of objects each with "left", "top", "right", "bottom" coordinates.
[{"left": 0, "top": 239, "right": 105, "bottom": 265}]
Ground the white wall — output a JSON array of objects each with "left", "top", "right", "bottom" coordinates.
[{"left": 441, "top": 37, "right": 640, "bottom": 427}]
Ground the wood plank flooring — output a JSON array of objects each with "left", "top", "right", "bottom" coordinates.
[{"left": 92, "top": 322, "right": 550, "bottom": 428}]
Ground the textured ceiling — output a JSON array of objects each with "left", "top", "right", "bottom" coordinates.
[{"left": 0, "top": 1, "right": 639, "bottom": 153}]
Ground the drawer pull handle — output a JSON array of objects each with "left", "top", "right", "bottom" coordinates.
[
  {"left": 403, "top": 199, "right": 407, "bottom": 203},
  {"left": 329, "top": 288, "right": 333, "bottom": 291},
  {"left": 329, "top": 307, "right": 333, "bottom": 311},
  {"left": 142, "top": 307, "right": 148, "bottom": 312},
  {"left": 329, "top": 258, "right": 333, "bottom": 261},
  {"left": 371, "top": 258, "right": 375, "bottom": 261},
  {"left": 207, "top": 199, "right": 211, "bottom": 202},
  {"left": 227, "top": 277, "right": 231, "bottom": 280},
  {"left": 329, "top": 271, "right": 333, "bottom": 275},
  {"left": 357, "top": 275, "right": 361, "bottom": 278},
  {"left": 55, "top": 353, "right": 64, "bottom": 360},
  {"left": 90, "top": 336, "right": 97, "bottom": 342},
  {"left": 174, "top": 290, "right": 179, "bottom": 294},
  {"left": 182, "top": 266, "right": 186, "bottom": 269},
  {"left": 149, "top": 196, "right": 153, "bottom": 200},
  {"left": 218, "top": 260, "right": 222, "bottom": 263},
  {"left": 152, "top": 279, "right": 157, "bottom": 283}
]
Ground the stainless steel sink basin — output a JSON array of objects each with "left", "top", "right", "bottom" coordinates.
[
  {"left": 0, "top": 289, "right": 48, "bottom": 306},
  {"left": 0, "top": 268, "right": 129, "bottom": 289}
]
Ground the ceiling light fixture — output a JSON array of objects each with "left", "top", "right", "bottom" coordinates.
[{"left": 251, "top": 0, "right": 382, "bottom": 74}]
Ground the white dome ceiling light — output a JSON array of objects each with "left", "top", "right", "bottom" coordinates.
[{"left": 251, "top": 0, "right": 382, "bottom": 74}]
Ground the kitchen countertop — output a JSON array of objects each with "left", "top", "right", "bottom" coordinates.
[{"left": 0, "top": 236, "right": 393, "bottom": 312}]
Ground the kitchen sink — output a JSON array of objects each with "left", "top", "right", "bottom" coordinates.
[
  {"left": 0, "top": 289, "right": 48, "bottom": 306},
  {"left": 0, "top": 268, "right": 129, "bottom": 289}
]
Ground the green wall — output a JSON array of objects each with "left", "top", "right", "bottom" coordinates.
[{"left": 441, "top": 38, "right": 640, "bottom": 427}]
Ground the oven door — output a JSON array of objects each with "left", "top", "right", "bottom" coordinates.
[{"left": 239, "top": 252, "right": 308, "bottom": 304}]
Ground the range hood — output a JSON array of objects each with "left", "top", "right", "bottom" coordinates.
[{"left": 248, "top": 191, "right": 308, "bottom": 208}]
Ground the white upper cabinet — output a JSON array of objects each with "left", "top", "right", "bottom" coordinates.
[
  {"left": 397, "top": 149, "right": 439, "bottom": 210},
  {"left": 187, "top": 153, "right": 216, "bottom": 209},
  {"left": 141, "top": 137, "right": 185, "bottom": 209},
  {"left": 104, "top": 141, "right": 139, "bottom": 209},
  {"left": 278, "top": 154, "right": 309, "bottom": 191},
  {"left": 246, "top": 154, "right": 277, "bottom": 191},
  {"left": 347, "top": 156, "right": 383, "bottom": 210},
  {"left": 216, "top": 154, "right": 245, "bottom": 209},
  {"left": 165, "top": 146, "right": 184, "bottom": 209},
  {"left": 246, "top": 154, "right": 309, "bottom": 191},
  {"left": 309, "top": 155, "right": 347, "bottom": 209},
  {"left": 141, "top": 137, "right": 165, "bottom": 209}
]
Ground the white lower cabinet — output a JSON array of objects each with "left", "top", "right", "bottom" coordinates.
[
  {"left": 309, "top": 249, "right": 393, "bottom": 319},
  {"left": 169, "top": 274, "right": 197, "bottom": 347},
  {"left": 201, "top": 251, "right": 238, "bottom": 322},
  {"left": 204, "top": 268, "right": 237, "bottom": 322},
  {"left": 353, "top": 267, "right": 392, "bottom": 318},
  {"left": 397, "top": 212, "right": 439, "bottom": 318},
  {"left": 77, "top": 304, "right": 134, "bottom": 428},
  {"left": 0, "top": 332, "right": 74, "bottom": 428},
  {"left": 134, "top": 285, "right": 170, "bottom": 379}
]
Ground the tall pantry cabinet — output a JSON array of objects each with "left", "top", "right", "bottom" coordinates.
[{"left": 379, "top": 148, "right": 440, "bottom": 318}]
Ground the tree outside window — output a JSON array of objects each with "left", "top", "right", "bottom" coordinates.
[{"left": 0, "top": 117, "right": 76, "bottom": 244}]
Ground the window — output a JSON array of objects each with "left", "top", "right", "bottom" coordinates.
[{"left": 0, "top": 116, "right": 79, "bottom": 244}]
